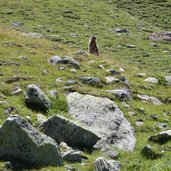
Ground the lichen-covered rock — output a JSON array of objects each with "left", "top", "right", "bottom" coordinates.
[
  {"left": 0, "top": 115, "right": 63, "bottom": 167},
  {"left": 95, "top": 157, "right": 121, "bottom": 171},
  {"left": 67, "top": 92, "right": 136, "bottom": 151},
  {"left": 25, "top": 84, "right": 51, "bottom": 112},
  {"left": 40, "top": 115, "right": 100, "bottom": 149}
]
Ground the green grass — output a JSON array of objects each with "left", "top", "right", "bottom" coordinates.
[{"left": 0, "top": 0, "right": 171, "bottom": 170}]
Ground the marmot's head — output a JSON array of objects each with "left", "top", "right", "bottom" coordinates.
[{"left": 91, "top": 36, "right": 97, "bottom": 41}]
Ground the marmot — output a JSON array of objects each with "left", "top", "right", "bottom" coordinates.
[{"left": 88, "top": 36, "right": 99, "bottom": 56}]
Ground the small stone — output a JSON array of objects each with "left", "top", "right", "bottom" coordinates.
[
  {"left": 137, "top": 73, "right": 146, "bottom": 77},
  {"left": 0, "top": 101, "right": 9, "bottom": 105},
  {"left": 144, "top": 77, "right": 158, "bottom": 83},
  {"left": 4, "top": 106, "right": 16, "bottom": 114},
  {"left": 119, "top": 68, "right": 125, "bottom": 73},
  {"left": 165, "top": 76, "right": 171, "bottom": 83},
  {"left": 18, "top": 56, "right": 28, "bottom": 60},
  {"left": 12, "top": 22, "right": 24, "bottom": 27},
  {"left": 116, "top": 28, "right": 129, "bottom": 33},
  {"left": 106, "top": 76, "right": 119, "bottom": 84},
  {"left": 12, "top": 87, "right": 22, "bottom": 95},
  {"left": 62, "top": 150, "right": 82, "bottom": 163},
  {"left": 70, "top": 68, "right": 77, "bottom": 73},
  {"left": 127, "top": 44, "right": 136, "bottom": 48},
  {"left": 48, "top": 90, "right": 58, "bottom": 98},
  {"left": 108, "top": 69, "right": 121, "bottom": 75},
  {"left": 136, "top": 119, "right": 144, "bottom": 127},
  {"left": 37, "top": 114, "right": 47, "bottom": 124},
  {"left": 157, "top": 123, "right": 167, "bottom": 130},
  {"left": 56, "top": 77, "right": 63, "bottom": 82},
  {"left": 150, "top": 114, "right": 158, "bottom": 121}
]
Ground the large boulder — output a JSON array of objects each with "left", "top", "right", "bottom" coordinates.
[
  {"left": 25, "top": 84, "right": 51, "bottom": 112},
  {"left": 40, "top": 115, "right": 100, "bottom": 149},
  {"left": 67, "top": 92, "right": 136, "bottom": 151},
  {"left": 0, "top": 115, "right": 63, "bottom": 167},
  {"left": 94, "top": 157, "right": 121, "bottom": 171}
]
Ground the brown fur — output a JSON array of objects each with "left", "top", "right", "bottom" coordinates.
[{"left": 88, "top": 36, "right": 99, "bottom": 56}]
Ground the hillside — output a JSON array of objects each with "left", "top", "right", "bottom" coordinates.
[{"left": 0, "top": 0, "right": 171, "bottom": 171}]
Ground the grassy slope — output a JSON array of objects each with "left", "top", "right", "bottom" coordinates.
[{"left": 0, "top": 0, "right": 171, "bottom": 170}]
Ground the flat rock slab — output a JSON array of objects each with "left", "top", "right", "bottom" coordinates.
[
  {"left": 67, "top": 92, "right": 136, "bottom": 151},
  {"left": 41, "top": 115, "right": 100, "bottom": 149},
  {"left": 0, "top": 115, "right": 63, "bottom": 167}
]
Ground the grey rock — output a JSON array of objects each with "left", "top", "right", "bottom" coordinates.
[
  {"left": 165, "top": 76, "right": 171, "bottom": 83},
  {"left": 119, "top": 68, "right": 125, "bottom": 73},
  {"left": 48, "top": 90, "right": 58, "bottom": 98},
  {"left": 67, "top": 92, "right": 136, "bottom": 151},
  {"left": 22, "top": 32, "right": 43, "bottom": 38},
  {"left": 127, "top": 44, "right": 136, "bottom": 48},
  {"left": 137, "top": 94, "right": 162, "bottom": 105},
  {"left": 106, "top": 76, "right": 119, "bottom": 84},
  {"left": 62, "top": 150, "right": 82, "bottom": 163},
  {"left": 119, "top": 76, "right": 129, "bottom": 85},
  {"left": 40, "top": 115, "right": 100, "bottom": 149},
  {"left": 65, "top": 80, "right": 78, "bottom": 85},
  {"left": 0, "top": 115, "right": 63, "bottom": 167},
  {"left": 49, "top": 56, "right": 80, "bottom": 69},
  {"left": 12, "top": 22, "right": 24, "bottom": 27},
  {"left": 4, "top": 106, "right": 16, "bottom": 114},
  {"left": 37, "top": 114, "right": 47, "bottom": 125},
  {"left": 149, "top": 130, "right": 171, "bottom": 144},
  {"left": 12, "top": 87, "right": 22, "bottom": 95},
  {"left": 95, "top": 157, "right": 121, "bottom": 171},
  {"left": 25, "top": 84, "right": 51, "bottom": 112},
  {"left": 0, "top": 101, "right": 9, "bottom": 105},
  {"left": 141, "top": 145, "right": 162, "bottom": 159},
  {"left": 105, "top": 89, "right": 132, "bottom": 101},
  {"left": 136, "top": 73, "right": 146, "bottom": 78},
  {"left": 108, "top": 69, "right": 121, "bottom": 75},
  {"left": 80, "top": 76, "right": 101, "bottom": 87},
  {"left": 149, "top": 32, "right": 171, "bottom": 41},
  {"left": 58, "top": 142, "right": 72, "bottom": 153},
  {"left": 115, "top": 28, "right": 129, "bottom": 33},
  {"left": 144, "top": 77, "right": 158, "bottom": 83}
]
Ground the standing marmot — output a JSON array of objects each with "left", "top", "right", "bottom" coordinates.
[{"left": 88, "top": 36, "right": 99, "bottom": 56}]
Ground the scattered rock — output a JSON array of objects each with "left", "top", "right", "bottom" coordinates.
[
  {"left": 12, "top": 22, "right": 24, "bottom": 27},
  {"left": 40, "top": 115, "right": 100, "bottom": 149},
  {"left": 141, "top": 145, "right": 162, "bottom": 159},
  {"left": 48, "top": 90, "right": 58, "bottom": 98},
  {"left": 149, "top": 32, "right": 171, "bottom": 41},
  {"left": 5, "top": 76, "right": 31, "bottom": 84},
  {"left": 137, "top": 94, "right": 162, "bottom": 105},
  {"left": 18, "top": 56, "right": 28, "bottom": 60},
  {"left": 70, "top": 68, "right": 77, "bottom": 73},
  {"left": 105, "top": 76, "right": 119, "bottom": 84},
  {"left": 74, "top": 50, "right": 88, "bottom": 56},
  {"left": 105, "top": 89, "right": 132, "bottom": 101},
  {"left": 95, "top": 157, "right": 121, "bottom": 171},
  {"left": 115, "top": 28, "right": 129, "bottom": 33},
  {"left": 119, "top": 76, "right": 129, "bottom": 85},
  {"left": 4, "top": 106, "right": 16, "bottom": 114},
  {"left": 22, "top": 32, "right": 43, "bottom": 38},
  {"left": 12, "top": 87, "right": 22, "bottom": 95},
  {"left": 56, "top": 77, "right": 63, "bottom": 82},
  {"left": 65, "top": 80, "right": 78, "bottom": 86},
  {"left": 136, "top": 73, "right": 146, "bottom": 78},
  {"left": 80, "top": 76, "right": 101, "bottom": 87},
  {"left": 49, "top": 56, "right": 80, "bottom": 69},
  {"left": 165, "top": 76, "right": 171, "bottom": 83},
  {"left": 67, "top": 92, "right": 136, "bottom": 151},
  {"left": 119, "top": 68, "right": 125, "bottom": 73},
  {"left": 127, "top": 44, "right": 136, "bottom": 48},
  {"left": 63, "top": 86, "right": 76, "bottom": 93},
  {"left": 148, "top": 130, "right": 171, "bottom": 144},
  {"left": 37, "top": 114, "right": 47, "bottom": 125},
  {"left": 58, "top": 142, "right": 72, "bottom": 153},
  {"left": 144, "top": 77, "right": 158, "bottom": 83},
  {"left": 25, "top": 84, "right": 51, "bottom": 112},
  {"left": 62, "top": 150, "right": 82, "bottom": 163},
  {"left": 157, "top": 123, "right": 168, "bottom": 130},
  {"left": 135, "top": 119, "right": 144, "bottom": 127},
  {"left": 0, "top": 72, "right": 4, "bottom": 76},
  {"left": 0, "top": 115, "right": 63, "bottom": 167},
  {"left": 0, "top": 101, "right": 9, "bottom": 105},
  {"left": 108, "top": 69, "right": 121, "bottom": 75},
  {"left": 150, "top": 114, "right": 158, "bottom": 121}
]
